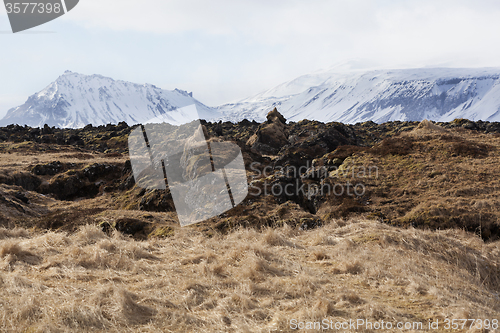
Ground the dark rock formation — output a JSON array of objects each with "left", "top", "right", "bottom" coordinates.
[
  {"left": 138, "top": 189, "right": 176, "bottom": 212},
  {"left": 246, "top": 108, "right": 289, "bottom": 155}
]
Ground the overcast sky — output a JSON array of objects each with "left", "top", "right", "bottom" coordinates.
[{"left": 1, "top": 0, "right": 500, "bottom": 118}]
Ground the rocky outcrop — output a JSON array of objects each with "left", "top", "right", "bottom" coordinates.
[
  {"left": 246, "top": 108, "right": 289, "bottom": 155},
  {"left": 39, "top": 163, "right": 123, "bottom": 200},
  {"left": 0, "top": 172, "right": 42, "bottom": 192},
  {"left": 138, "top": 189, "right": 176, "bottom": 212},
  {"left": 32, "top": 161, "right": 77, "bottom": 176},
  {"left": 274, "top": 122, "right": 358, "bottom": 170}
]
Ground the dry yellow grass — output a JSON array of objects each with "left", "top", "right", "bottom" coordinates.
[
  {"left": 0, "top": 150, "right": 124, "bottom": 169},
  {"left": 1, "top": 219, "right": 499, "bottom": 332}
]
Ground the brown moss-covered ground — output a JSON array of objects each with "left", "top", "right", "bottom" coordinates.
[{"left": 321, "top": 125, "right": 500, "bottom": 240}]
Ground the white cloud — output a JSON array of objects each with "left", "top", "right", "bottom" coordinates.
[
  {"left": 65, "top": 0, "right": 500, "bottom": 69},
  {"left": 3, "top": 0, "right": 500, "bottom": 111}
]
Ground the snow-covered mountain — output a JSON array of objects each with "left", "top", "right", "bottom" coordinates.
[
  {"left": 4, "top": 67, "right": 500, "bottom": 128},
  {"left": 218, "top": 67, "right": 500, "bottom": 124},
  {"left": 0, "top": 71, "right": 219, "bottom": 128}
]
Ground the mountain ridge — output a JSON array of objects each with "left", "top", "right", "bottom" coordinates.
[
  {"left": 0, "top": 71, "right": 218, "bottom": 128},
  {"left": 4, "top": 67, "right": 500, "bottom": 128},
  {"left": 218, "top": 67, "right": 500, "bottom": 124}
]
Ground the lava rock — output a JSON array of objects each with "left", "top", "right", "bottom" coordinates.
[
  {"left": 32, "top": 161, "right": 66, "bottom": 176},
  {"left": 14, "top": 191, "right": 29, "bottom": 204},
  {"left": 139, "top": 189, "right": 175, "bottom": 212},
  {"left": 246, "top": 108, "right": 289, "bottom": 155},
  {"left": 115, "top": 218, "right": 148, "bottom": 235}
]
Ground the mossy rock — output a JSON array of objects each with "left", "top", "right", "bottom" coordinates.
[
  {"left": 99, "top": 218, "right": 149, "bottom": 236},
  {"left": 331, "top": 158, "right": 344, "bottom": 166},
  {"left": 299, "top": 217, "right": 322, "bottom": 230},
  {"left": 149, "top": 226, "right": 174, "bottom": 238},
  {"left": 451, "top": 118, "right": 469, "bottom": 126}
]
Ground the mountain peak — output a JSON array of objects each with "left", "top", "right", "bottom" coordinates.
[
  {"left": 57, "top": 71, "right": 113, "bottom": 82},
  {"left": 0, "top": 74, "right": 219, "bottom": 128}
]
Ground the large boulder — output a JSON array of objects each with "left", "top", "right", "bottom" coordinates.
[{"left": 246, "top": 108, "right": 289, "bottom": 155}]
